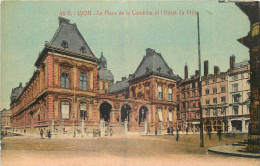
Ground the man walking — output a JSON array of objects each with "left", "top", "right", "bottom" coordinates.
[
  {"left": 40, "top": 129, "right": 44, "bottom": 139},
  {"left": 176, "top": 128, "right": 179, "bottom": 141}
]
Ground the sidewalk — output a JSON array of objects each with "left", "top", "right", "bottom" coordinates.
[{"left": 208, "top": 145, "right": 260, "bottom": 158}]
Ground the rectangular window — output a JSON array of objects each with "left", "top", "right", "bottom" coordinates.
[
  {"left": 205, "top": 80, "right": 209, "bottom": 85},
  {"left": 168, "top": 87, "right": 173, "bottom": 101},
  {"left": 61, "top": 101, "right": 70, "bottom": 119},
  {"left": 234, "top": 106, "right": 239, "bottom": 115},
  {"left": 80, "top": 73, "right": 87, "bottom": 90},
  {"left": 233, "top": 94, "right": 240, "bottom": 103},
  {"left": 61, "top": 72, "right": 69, "bottom": 88},
  {"left": 221, "top": 76, "right": 225, "bottom": 81},
  {"left": 213, "top": 88, "right": 217, "bottom": 94},
  {"left": 213, "top": 109, "right": 218, "bottom": 116},
  {"left": 232, "top": 83, "right": 238, "bottom": 92},
  {"left": 232, "top": 75, "right": 238, "bottom": 81},
  {"left": 205, "top": 89, "right": 209, "bottom": 95},
  {"left": 221, "top": 86, "right": 226, "bottom": 92},
  {"left": 193, "top": 102, "right": 196, "bottom": 108},
  {"left": 221, "top": 96, "right": 226, "bottom": 103},
  {"left": 158, "top": 84, "right": 163, "bottom": 100},
  {"left": 206, "top": 99, "right": 210, "bottom": 105},
  {"left": 206, "top": 109, "right": 210, "bottom": 116},
  {"left": 241, "top": 73, "right": 244, "bottom": 79},
  {"left": 221, "top": 108, "right": 225, "bottom": 115},
  {"left": 158, "top": 109, "right": 163, "bottom": 122},
  {"left": 213, "top": 98, "right": 217, "bottom": 104}
]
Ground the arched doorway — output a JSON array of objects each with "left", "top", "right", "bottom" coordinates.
[
  {"left": 121, "top": 104, "right": 132, "bottom": 122},
  {"left": 139, "top": 106, "right": 149, "bottom": 125},
  {"left": 231, "top": 120, "right": 242, "bottom": 131},
  {"left": 99, "top": 102, "right": 112, "bottom": 122}
]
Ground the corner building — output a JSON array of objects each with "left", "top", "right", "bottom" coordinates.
[{"left": 10, "top": 17, "right": 178, "bottom": 135}]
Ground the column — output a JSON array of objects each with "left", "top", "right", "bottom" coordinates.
[
  {"left": 124, "top": 119, "right": 128, "bottom": 135},
  {"left": 228, "top": 120, "right": 232, "bottom": 132},
  {"left": 242, "top": 119, "right": 245, "bottom": 133},
  {"left": 81, "top": 119, "right": 84, "bottom": 137}
]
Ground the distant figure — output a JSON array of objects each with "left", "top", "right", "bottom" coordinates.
[
  {"left": 218, "top": 128, "right": 222, "bottom": 141},
  {"left": 47, "top": 130, "right": 51, "bottom": 139},
  {"left": 176, "top": 128, "right": 179, "bottom": 141},
  {"left": 155, "top": 127, "right": 157, "bottom": 136},
  {"left": 93, "top": 129, "right": 96, "bottom": 137},
  {"left": 98, "top": 129, "right": 101, "bottom": 137},
  {"left": 186, "top": 127, "right": 189, "bottom": 135},
  {"left": 40, "top": 129, "right": 44, "bottom": 139},
  {"left": 110, "top": 129, "right": 113, "bottom": 136},
  {"left": 171, "top": 127, "right": 174, "bottom": 136},
  {"left": 208, "top": 128, "right": 212, "bottom": 140}
]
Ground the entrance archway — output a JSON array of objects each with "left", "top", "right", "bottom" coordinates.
[
  {"left": 231, "top": 120, "right": 242, "bottom": 131},
  {"left": 99, "top": 102, "right": 112, "bottom": 122},
  {"left": 139, "top": 106, "right": 149, "bottom": 125},
  {"left": 121, "top": 104, "right": 132, "bottom": 122}
]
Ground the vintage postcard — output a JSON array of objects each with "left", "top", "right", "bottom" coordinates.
[{"left": 1, "top": 1, "right": 260, "bottom": 166}]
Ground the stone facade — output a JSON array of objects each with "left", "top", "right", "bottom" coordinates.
[
  {"left": 228, "top": 57, "right": 250, "bottom": 133},
  {"left": 202, "top": 61, "right": 229, "bottom": 133},
  {"left": 177, "top": 65, "right": 201, "bottom": 132},
  {"left": 10, "top": 17, "right": 178, "bottom": 135}
]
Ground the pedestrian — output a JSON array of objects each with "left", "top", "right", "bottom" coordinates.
[
  {"left": 93, "top": 129, "right": 96, "bottom": 137},
  {"left": 47, "top": 130, "right": 51, "bottom": 139},
  {"left": 171, "top": 127, "right": 174, "bottom": 136},
  {"left": 218, "top": 128, "right": 222, "bottom": 141},
  {"left": 155, "top": 127, "right": 157, "bottom": 136},
  {"left": 110, "top": 129, "right": 113, "bottom": 136},
  {"left": 176, "top": 128, "right": 179, "bottom": 141},
  {"left": 98, "top": 129, "right": 101, "bottom": 137},
  {"left": 208, "top": 128, "right": 212, "bottom": 140},
  {"left": 186, "top": 127, "right": 188, "bottom": 135},
  {"left": 40, "top": 129, "right": 44, "bottom": 139}
]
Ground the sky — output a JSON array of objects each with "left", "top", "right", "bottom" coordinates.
[{"left": 1, "top": 1, "right": 249, "bottom": 110}]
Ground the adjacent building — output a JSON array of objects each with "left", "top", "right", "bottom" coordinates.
[
  {"left": 228, "top": 56, "right": 250, "bottom": 133},
  {"left": 202, "top": 61, "right": 229, "bottom": 133},
  {"left": 1, "top": 109, "right": 11, "bottom": 130},
  {"left": 177, "top": 65, "right": 200, "bottom": 132}
]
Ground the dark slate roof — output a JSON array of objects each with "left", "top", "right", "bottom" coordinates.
[
  {"left": 48, "top": 17, "right": 95, "bottom": 57},
  {"left": 11, "top": 83, "right": 24, "bottom": 102},
  {"left": 234, "top": 59, "right": 249, "bottom": 68},
  {"left": 108, "top": 78, "right": 129, "bottom": 93},
  {"left": 133, "top": 48, "right": 175, "bottom": 78},
  {"left": 98, "top": 68, "right": 114, "bottom": 82}
]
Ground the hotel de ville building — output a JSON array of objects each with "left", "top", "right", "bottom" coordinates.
[{"left": 10, "top": 17, "right": 179, "bottom": 136}]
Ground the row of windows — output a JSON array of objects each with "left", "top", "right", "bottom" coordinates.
[
  {"left": 61, "top": 72, "right": 88, "bottom": 90},
  {"left": 158, "top": 108, "right": 173, "bottom": 122},
  {"left": 205, "top": 86, "right": 226, "bottom": 95},
  {"left": 61, "top": 101, "right": 87, "bottom": 120},
  {"left": 205, "top": 96, "right": 226, "bottom": 105},
  {"left": 204, "top": 76, "right": 226, "bottom": 85},
  {"left": 205, "top": 108, "right": 226, "bottom": 116},
  {"left": 157, "top": 85, "right": 173, "bottom": 101}
]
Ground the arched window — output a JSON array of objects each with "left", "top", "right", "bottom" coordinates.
[
  {"left": 168, "top": 87, "right": 173, "bottom": 101},
  {"left": 61, "top": 101, "right": 70, "bottom": 119}
]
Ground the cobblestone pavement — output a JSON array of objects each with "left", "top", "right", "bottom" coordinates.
[{"left": 1, "top": 133, "right": 259, "bottom": 166}]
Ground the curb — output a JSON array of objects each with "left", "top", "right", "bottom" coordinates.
[{"left": 208, "top": 145, "right": 260, "bottom": 159}]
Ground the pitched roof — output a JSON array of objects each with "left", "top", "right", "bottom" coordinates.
[
  {"left": 108, "top": 78, "right": 129, "bottom": 93},
  {"left": 133, "top": 48, "right": 175, "bottom": 78},
  {"left": 48, "top": 17, "right": 95, "bottom": 57},
  {"left": 234, "top": 59, "right": 249, "bottom": 68},
  {"left": 98, "top": 68, "right": 114, "bottom": 82}
]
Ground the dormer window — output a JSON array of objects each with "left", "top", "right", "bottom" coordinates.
[
  {"left": 80, "top": 46, "right": 86, "bottom": 53},
  {"left": 61, "top": 40, "right": 68, "bottom": 48}
]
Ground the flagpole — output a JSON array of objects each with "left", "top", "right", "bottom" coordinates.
[{"left": 197, "top": 12, "right": 204, "bottom": 147}]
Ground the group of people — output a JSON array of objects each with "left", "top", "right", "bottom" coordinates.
[{"left": 40, "top": 129, "right": 51, "bottom": 139}]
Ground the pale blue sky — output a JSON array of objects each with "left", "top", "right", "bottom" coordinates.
[{"left": 1, "top": 1, "right": 249, "bottom": 110}]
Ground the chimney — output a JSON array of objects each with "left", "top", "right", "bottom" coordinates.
[
  {"left": 19, "top": 82, "right": 22, "bottom": 87},
  {"left": 204, "top": 60, "right": 208, "bottom": 78},
  {"left": 122, "top": 77, "right": 126, "bottom": 81},
  {"left": 184, "top": 64, "right": 188, "bottom": 80},
  {"left": 230, "top": 55, "right": 235, "bottom": 72},
  {"left": 214, "top": 66, "right": 219, "bottom": 77},
  {"left": 195, "top": 70, "right": 199, "bottom": 78}
]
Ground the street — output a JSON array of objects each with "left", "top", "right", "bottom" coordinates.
[{"left": 1, "top": 133, "right": 259, "bottom": 166}]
